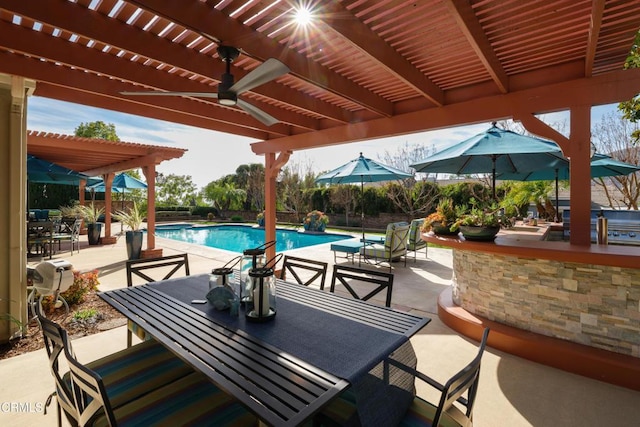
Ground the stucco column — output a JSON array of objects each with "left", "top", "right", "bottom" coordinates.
[{"left": 0, "top": 74, "right": 34, "bottom": 343}]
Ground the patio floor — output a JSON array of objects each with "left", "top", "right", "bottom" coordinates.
[{"left": 2, "top": 226, "right": 639, "bottom": 426}]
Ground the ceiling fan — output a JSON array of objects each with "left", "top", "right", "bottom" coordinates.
[{"left": 120, "top": 46, "right": 290, "bottom": 126}]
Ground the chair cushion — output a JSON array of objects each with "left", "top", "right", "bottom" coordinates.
[
  {"left": 127, "top": 320, "right": 153, "bottom": 342},
  {"left": 64, "top": 339, "right": 193, "bottom": 409},
  {"left": 360, "top": 243, "right": 387, "bottom": 258},
  {"left": 398, "top": 397, "right": 461, "bottom": 427},
  {"left": 93, "top": 372, "right": 257, "bottom": 427},
  {"left": 315, "top": 389, "right": 359, "bottom": 426},
  {"left": 408, "top": 240, "right": 427, "bottom": 250}
]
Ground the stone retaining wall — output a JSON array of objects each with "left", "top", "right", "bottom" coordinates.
[{"left": 452, "top": 250, "right": 640, "bottom": 357}]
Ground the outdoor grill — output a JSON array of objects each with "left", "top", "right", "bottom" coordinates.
[
  {"left": 562, "top": 209, "right": 640, "bottom": 246},
  {"left": 30, "top": 259, "right": 74, "bottom": 296}
]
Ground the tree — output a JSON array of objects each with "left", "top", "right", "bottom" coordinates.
[
  {"left": 277, "top": 160, "right": 316, "bottom": 222},
  {"left": 377, "top": 142, "right": 440, "bottom": 217},
  {"left": 591, "top": 112, "right": 640, "bottom": 209},
  {"left": 618, "top": 30, "right": 640, "bottom": 142},
  {"left": 156, "top": 174, "right": 198, "bottom": 206},
  {"left": 202, "top": 182, "right": 246, "bottom": 217},
  {"left": 74, "top": 121, "right": 120, "bottom": 141},
  {"left": 234, "top": 164, "right": 265, "bottom": 211},
  {"left": 329, "top": 185, "right": 358, "bottom": 226}
]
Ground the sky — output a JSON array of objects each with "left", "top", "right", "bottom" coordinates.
[{"left": 26, "top": 96, "right": 619, "bottom": 189}]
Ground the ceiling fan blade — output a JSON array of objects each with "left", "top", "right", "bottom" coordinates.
[
  {"left": 229, "top": 58, "right": 290, "bottom": 94},
  {"left": 120, "top": 91, "right": 219, "bottom": 99},
  {"left": 237, "top": 99, "right": 279, "bottom": 126}
]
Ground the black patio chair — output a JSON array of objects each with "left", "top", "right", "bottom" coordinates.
[
  {"left": 317, "top": 328, "right": 491, "bottom": 427},
  {"left": 279, "top": 255, "right": 328, "bottom": 289},
  {"left": 125, "top": 253, "right": 190, "bottom": 346},
  {"left": 329, "top": 264, "right": 394, "bottom": 307},
  {"left": 37, "top": 308, "right": 193, "bottom": 427},
  {"left": 60, "top": 326, "right": 257, "bottom": 426}
]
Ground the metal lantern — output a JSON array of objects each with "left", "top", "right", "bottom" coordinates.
[
  {"left": 210, "top": 266, "right": 234, "bottom": 290},
  {"left": 239, "top": 241, "right": 275, "bottom": 304},
  {"left": 245, "top": 267, "right": 277, "bottom": 322}
]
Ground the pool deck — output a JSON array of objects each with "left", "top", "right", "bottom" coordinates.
[{"left": 2, "top": 225, "right": 639, "bottom": 426}]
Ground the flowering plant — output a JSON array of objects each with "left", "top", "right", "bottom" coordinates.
[{"left": 303, "top": 210, "right": 329, "bottom": 231}]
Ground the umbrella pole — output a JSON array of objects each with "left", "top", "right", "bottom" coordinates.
[
  {"left": 492, "top": 155, "right": 497, "bottom": 200},
  {"left": 361, "top": 178, "right": 365, "bottom": 242},
  {"left": 555, "top": 170, "right": 559, "bottom": 223},
  {"left": 121, "top": 188, "right": 124, "bottom": 234}
]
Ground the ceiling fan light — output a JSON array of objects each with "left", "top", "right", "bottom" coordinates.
[{"left": 218, "top": 92, "right": 237, "bottom": 106}]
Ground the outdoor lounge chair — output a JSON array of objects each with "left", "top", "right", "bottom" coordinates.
[
  {"left": 359, "top": 222, "right": 410, "bottom": 271},
  {"left": 407, "top": 218, "right": 427, "bottom": 262}
]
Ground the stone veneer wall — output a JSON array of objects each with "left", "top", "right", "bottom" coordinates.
[{"left": 452, "top": 250, "right": 640, "bottom": 357}]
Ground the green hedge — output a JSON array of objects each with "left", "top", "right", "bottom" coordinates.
[
  {"left": 155, "top": 206, "right": 190, "bottom": 212},
  {"left": 191, "top": 206, "right": 219, "bottom": 217}
]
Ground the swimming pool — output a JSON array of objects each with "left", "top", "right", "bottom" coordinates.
[{"left": 154, "top": 224, "right": 353, "bottom": 253}]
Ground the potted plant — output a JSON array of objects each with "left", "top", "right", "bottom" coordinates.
[
  {"left": 452, "top": 201, "right": 509, "bottom": 241},
  {"left": 113, "top": 202, "right": 145, "bottom": 260},
  {"left": 303, "top": 210, "right": 329, "bottom": 232},
  {"left": 77, "top": 203, "right": 104, "bottom": 245},
  {"left": 422, "top": 198, "right": 459, "bottom": 235},
  {"left": 256, "top": 211, "right": 265, "bottom": 227}
]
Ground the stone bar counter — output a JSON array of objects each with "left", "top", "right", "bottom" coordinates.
[{"left": 423, "top": 223, "right": 640, "bottom": 391}]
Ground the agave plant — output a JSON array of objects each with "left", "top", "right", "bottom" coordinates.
[
  {"left": 77, "top": 203, "right": 104, "bottom": 224},
  {"left": 113, "top": 202, "right": 145, "bottom": 231}
]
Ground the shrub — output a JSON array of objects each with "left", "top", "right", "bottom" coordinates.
[
  {"left": 191, "top": 206, "right": 218, "bottom": 217},
  {"left": 41, "top": 269, "right": 100, "bottom": 311},
  {"left": 230, "top": 215, "right": 244, "bottom": 222}
]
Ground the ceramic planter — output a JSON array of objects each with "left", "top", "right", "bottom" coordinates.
[
  {"left": 460, "top": 225, "right": 500, "bottom": 241},
  {"left": 125, "top": 230, "right": 144, "bottom": 260},
  {"left": 430, "top": 222, "right": 459, "bottom": 236},
  {"left": 86, "top": 223, "right": 102, "bottom": 245}
]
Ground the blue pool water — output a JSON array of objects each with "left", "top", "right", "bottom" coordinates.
[{"left": 154, "top": 224, "right": 352, "bottom": 253}]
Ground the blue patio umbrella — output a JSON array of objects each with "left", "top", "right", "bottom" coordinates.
[
  {"left": 316, "top": 153, "right": 412, "bottom": 241},
  {"left": 498, "top": 153, "right": 640, "bottom": 220},
  {"left": 27, "top": 154, "right": 89, "bottom": 185},
  {"left": 88, "top": 173, "right": 147, "bottom": 223},
  {"left": 410, "top": 124, "right": 567, "bottom": 199}
]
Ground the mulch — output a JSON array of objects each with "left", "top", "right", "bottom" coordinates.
[{"left": 0, "top": 292, "right": 126, "bottom": 360}]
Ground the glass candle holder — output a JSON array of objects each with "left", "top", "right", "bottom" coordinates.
[
  {"left": 240, "top": 248, "right": 266, "bottom": 304},
  {"left": 245, "top": 267, "right": 276, "bottom": 322}
]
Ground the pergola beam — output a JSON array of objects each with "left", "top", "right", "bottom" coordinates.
[
  {"left": 252, "top": 67, "right": 640, "bottom": 155},
  {"left": 445, "top": 0, "right": 509, "bottom": 93},
  {"left": 319, "top": 2, "right": 444, "bottom": 106},
  {"left": 127, "top": 0, "right": 395, "bottom": 117}
]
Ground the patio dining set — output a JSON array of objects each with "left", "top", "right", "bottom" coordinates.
[
  {"left": 27, "top": 215, "right": 82, "bottom": 259},
  {"left": 35, "top": 251, "right": 490, "bottom": 427}
]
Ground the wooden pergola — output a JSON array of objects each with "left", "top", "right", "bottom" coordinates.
[
  {"left": 1, "top": 0, "right": 640, "bottom": 340},
  {"left": 27, "top": 131, "right": 186, "bottom": 257}
]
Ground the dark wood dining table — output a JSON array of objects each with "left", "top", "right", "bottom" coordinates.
[{"left": 99, "top": 273, "right": 430, "bottom": 426}]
